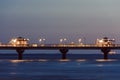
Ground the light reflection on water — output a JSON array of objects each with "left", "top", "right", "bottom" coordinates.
[
  {"left": 96, "top": 64, "right": 104, "bottom": 67},
  {"left": 38, "top": 59, "right": 48, "bottom": 62},
  {"left": 59, "top": 59, "right": 71, "bottom": 62},
  {"left": 8, "top": 59, "right": 87, "bottom": 63},
  {"left": 76, "top": 59, "right": 86, "bottom": 62},
  {"left": 9, "top": 60, "right": 30, "bottom": 63},
  {"left": 9, "top": 59, "right": 48, "bottom": 63},
  {"left": 96, "top": 59, "right": 117, "bottom": 62},
  {"left": 0, "top": 59, "right": 120, "bottom": 80}
]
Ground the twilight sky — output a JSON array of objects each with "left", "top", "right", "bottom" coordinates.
[{"left": 1, "top": 0, "right": 120, "bottom": 44}]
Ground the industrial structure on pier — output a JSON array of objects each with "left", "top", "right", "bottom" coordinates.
[
  {"left": 9, "top": 37, "right": 29, "bottom": 47},
  {"left": 96, "top": 37, "right": 115, "bottom": 47}
]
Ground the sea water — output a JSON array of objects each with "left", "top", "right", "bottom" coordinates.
[{"left": 0, "top": 51, "right": 120, "bottom": 80}]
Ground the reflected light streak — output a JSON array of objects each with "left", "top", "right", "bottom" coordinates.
[
  {"left": 38, "top": 59, "right": 48, "bottom": 62},
  {"left": 97, "top": 64, "right": 104, "bottom": 67},
  {"left": 96, "top": 59, "right": 117, "bottom": 62},
  {"left": 10, "top": 60, "right": 25, "bottom": 63},
  {"left": 76, "top": 59, "right": 86, "bottom": 62},
  {"left": 9, "top": 60, "right": 34, "bottom": 63},
  {"left": 59, "top": 59, "right": 70, "bottom": 62}
]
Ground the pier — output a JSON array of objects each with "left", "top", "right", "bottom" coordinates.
[
  {"left": 0, "top": 37, "right": 119, "bottom": 60},
  {"left": 0, "top": 44, "right": 120, "bottom": 60}
]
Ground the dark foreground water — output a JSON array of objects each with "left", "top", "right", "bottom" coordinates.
[{"left": 0, "top": 53, "right": 120, "bottom": 80}]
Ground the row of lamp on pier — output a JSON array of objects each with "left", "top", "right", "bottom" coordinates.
[
  {"left": 3, "top": 37, "right": 83, "bottom": 47},
  {"left": 0, "top": 36, "right": 115, "bottom": 47}
]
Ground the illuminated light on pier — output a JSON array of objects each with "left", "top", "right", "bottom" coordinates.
[
  {"left": 39, "top": 38, "right": 46, "bottom": 46},
  {"left": 0, "top": 36, "right": 120, "bottom": 60},
  {"left": 59, "top": 38, "right": 67, "bottom": 45},
  {"left": 69, "top": 42, "right": 75, "bottom": 47},
  {"left": 78, "top": 38, "right": 82, "bottom": 44},
  {"left": 32, "top": 44, "right": 38, "bottom": 47},
  {"left": 9, "top": 37, "right": 29, "bottom": 47},
  {"left": 95, "top": 37, "right": 115, "bottom": 47}
]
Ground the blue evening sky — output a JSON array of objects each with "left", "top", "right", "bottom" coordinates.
[{"left": 0, "top": 0, "right": 120, "bottom": 44}]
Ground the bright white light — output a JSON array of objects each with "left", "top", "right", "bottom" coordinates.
[
  {"left": 78, "top": 38, "right": 82, "bottom": 43},
  {"left": 39, "top": 39, "right": 42, "bottom": 42},
  {"left": 12, "top": 39, "right": 17, "bottom": 43},
  {"left": 60, "top": 39, "right": 63, "bottom": 42},
  {"left": 27, "top": 38, "right": 29, "bottom": 41},
  {"left": 99, "top": 40, "right": 103, "bottom": 43},
  {"left": 78, "top": 39, "right": 81, "bottom": 41},
  {"left": 39, "top": 38, "right": 45, "bottom": 42},
  {"left": 64, "top": 38, "right": 67, "bottom": 41},
  {"left": 43, "top": 39, "right": 45, "bottom": 41}
]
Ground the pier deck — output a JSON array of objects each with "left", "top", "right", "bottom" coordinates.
[{"left": 0, "top": 44, "right": 120, "bottom": 59}]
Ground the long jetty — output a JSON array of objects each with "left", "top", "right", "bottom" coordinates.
[{"left": 0, "top": 44, "right": 120, "bottom": 60}]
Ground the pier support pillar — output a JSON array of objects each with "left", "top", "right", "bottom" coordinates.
[
  {"left": 16, "top": 49, "right": 25, "bottom": 60},
  {"left": 101, "top": 48, "right": 111, "bottom": 59},
  {"left": 59, "top": 48, "right": 69, "bottom": 59}
]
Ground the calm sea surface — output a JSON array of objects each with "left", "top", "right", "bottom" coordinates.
[{"left": 0, "top": 52, "right": 120, "bottom": 80}]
